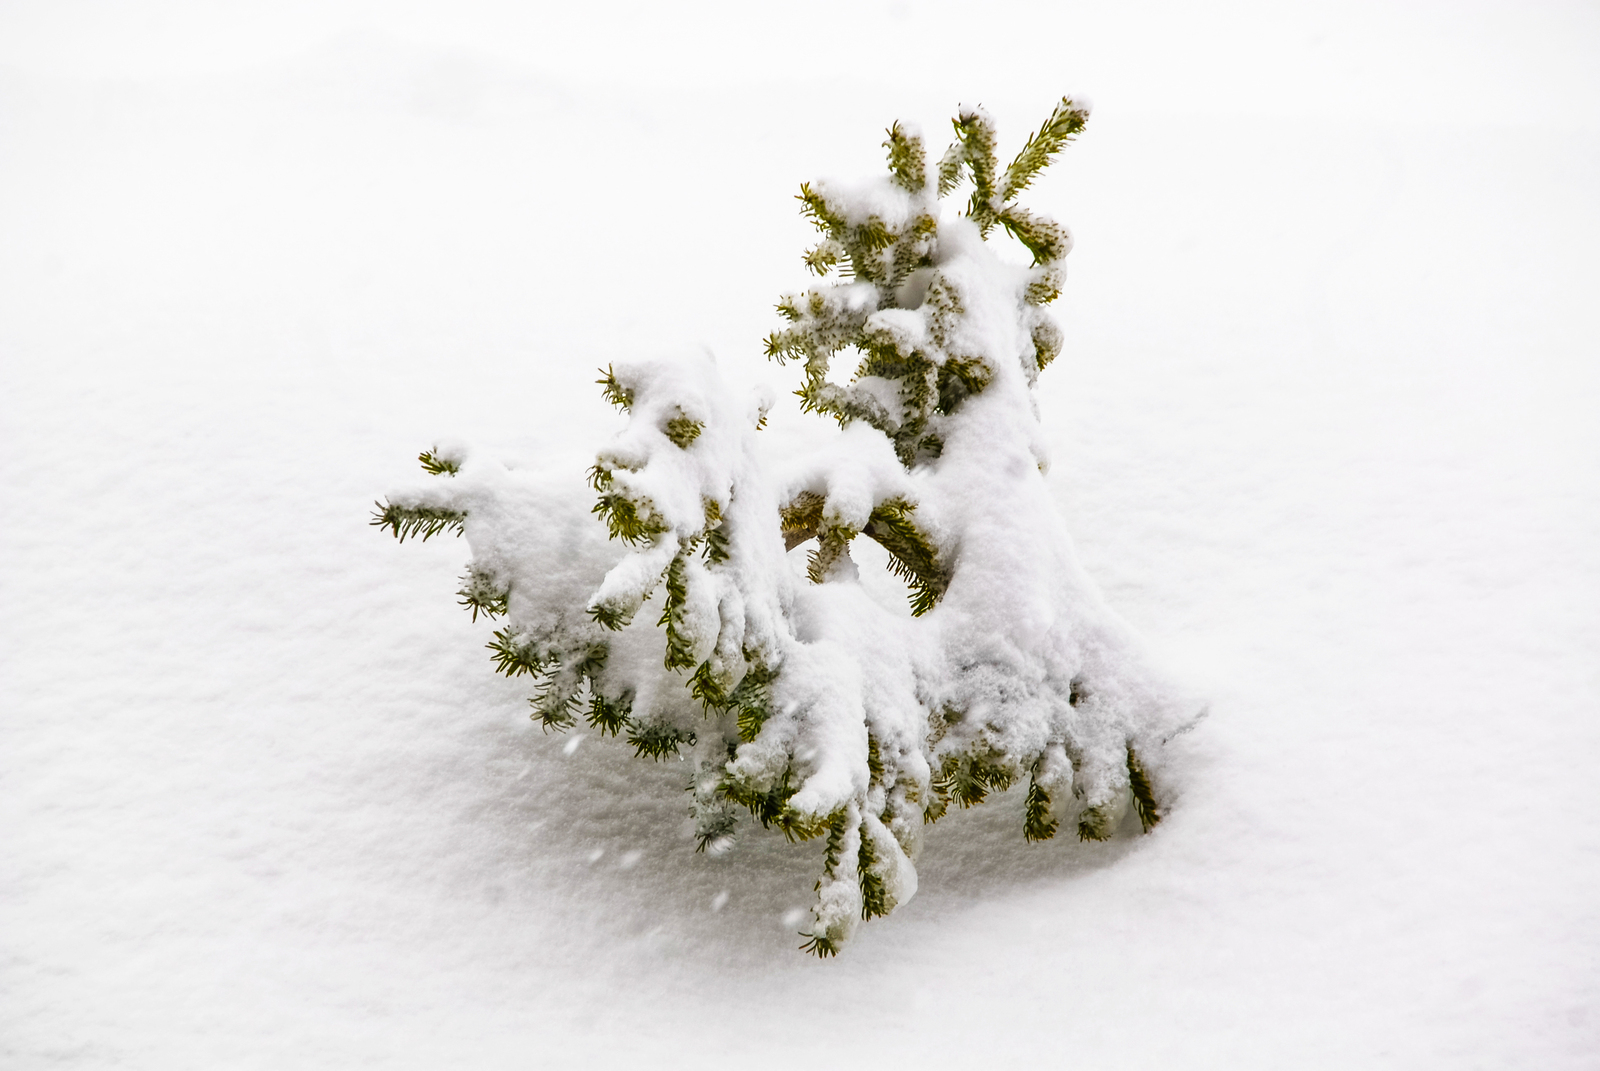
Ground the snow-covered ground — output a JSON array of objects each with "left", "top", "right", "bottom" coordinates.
[{"left": 3, "top": 3, "right": 1597, "bottom": 1067}]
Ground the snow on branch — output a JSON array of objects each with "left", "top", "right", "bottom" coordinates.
[{"left": 373, "top": 98, "right": 1198, "bottom": 956}]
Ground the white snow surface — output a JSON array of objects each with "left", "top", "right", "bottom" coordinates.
[{"left": 4, "top": 4, "right": 1600, "bottom": 1067}]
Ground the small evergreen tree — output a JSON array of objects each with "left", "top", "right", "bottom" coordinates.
[{"left": 374, "top": 98, "right": 1197, "bottom": 956}]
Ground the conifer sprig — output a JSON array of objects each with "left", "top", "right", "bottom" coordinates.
[
  {"left": 457, "top": 567, "right": 508, "bottom": 621},
  {"left": 862, "top": 498, "right": 946, "bottom": 615},
  {"left": 587, "top": 691, "right": 632, "bottom": 737},
  {"left": 597, "top": 365, "right": 633, "bottom": 411},
  {"left": 1127, "top": 744, "right": 1162, "bottom": 833},
  {"left": 799, "top": 933, "right": 839, "bottom": 958},
  {"left": 693, "top": 808, "right": 739, "bottom": 853},
  {"left": 627, "top": 720, "right": 696, "bottom": 761},
  {"left": 487, "top": 628, "right": 546, "bottom": 677},
  {"left": 932, "top": 754, "right": 1015, "bottom": 810},
  {"left": 857, "top": 828, "right": 890, "bottom": 920},
  {"left": 729, "top": 661, "right": 776, "bottom": 742},
  {"left": 999, "top": 96, "right": 1089, "bottom": 202},
  {"left": 658, "top": 548, "right": 699, "bottom": 671},
  {"left": 371, "top": 500, "right": 465, "bottom": 543},
  {"left": 592, "top": 490, "right": 667, "bottom": 546},
  {"left": 418, "top": 448, "right": 461, "bottom": 476},
  {"left": 884, "top": 121, "right": 926, "bottom": 192},
  {"left": 1023, "top": 779, "right": 1059, "bottom": 842},
  {"left": 952, "top": 108, "right": 1001, "bottom": 231},
  {"left": 663, "top": 413, "right": 703, "bottom": 448}
]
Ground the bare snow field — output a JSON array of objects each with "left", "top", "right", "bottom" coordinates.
[{"left": 3, "top": 3, "right": 1598, "bottom": 1067}]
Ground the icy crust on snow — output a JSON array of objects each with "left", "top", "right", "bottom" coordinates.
[{"left": 379, "top": 102, "right": 1194, "bottom": 953}]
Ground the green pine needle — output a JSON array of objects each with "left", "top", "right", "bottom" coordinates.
[{"left": 935, "top": 357, "right": 994, "bottom": 415}]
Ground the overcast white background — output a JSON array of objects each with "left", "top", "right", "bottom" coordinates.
[{"left": 3, "top": 2, "right": 1598, "bottom": 1067}]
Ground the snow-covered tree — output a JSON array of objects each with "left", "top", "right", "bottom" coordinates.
[{"left": 374, "top": 98, "right": 1197, "bottom": 956}]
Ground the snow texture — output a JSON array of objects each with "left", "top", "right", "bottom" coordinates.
[{"left": 4, "top": 2, "right": 1600, "bottom": 1066}]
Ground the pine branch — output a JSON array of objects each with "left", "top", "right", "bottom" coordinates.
[
  {"left": 763, "top": 328, "right": 809, "bottom": 363},
  {"left": 797, "top": 182, "right": 848, "bottom": 238},
  {"left": 884, "top": 121, "right": 926, "bottom": 192},
  {"left": 597, "top": 365, "right": 634, "bottom": 411},
  {"left": 799, "top": 933, "right": 839, "bottom": 958},
  {"left": 1127, "top": 743, "right": 1162, "bottom": 833},
  {"left": 657, "top": 548, "right": 698, "bottom": 671},
  {"left": 370, "top": 500, "right": 465, "bottom": 543},
  {"left": 591, "top": 491, "right": 667, "bottom": 546},
  {"left": 862, "top": 498, "right": 946, "bottom": 616},
  {"left": 952, "top": 109, "right": 1000, "bottom": 232},
  {"left": 627, "top": 719, "right": 696, "bottom": 761},
  {"left": 1031, "top": 318, "right": 1063, "bottom": 373},
  {"left": 934, "top": 356, "right": 994, "bottom": 416},
  {"left": 998, "top": 206, "right": 1072, "bottom": 265},
  {"left": 702, "top": 522, "right": 730, "bottom": 565},
  {"left": 729, "top": 660, "right": 776, "bottom": 742},
  {"left": 587, "top": 602, "right": 632, "bottom": 631},
  {"left": 1024, "top": 264, "right": 1064, "bottom": 306},
  {"left": 664, "top": 413, "right": 703, "bottom": 448},
  {"left": 530, "top": 680, "right": 581, "bottom": 732},
  {"left": 857, "top": 826, "right": 889, "bottom": 920},
  {"left": 418, "top": 447, "right": 460, "bottom": 476},
  {"left": 586, "top": 690, "right": 632, "bottom": 737},
  {"left": 936, "top": 140, "right": 965, "bottom": 197},
  {"left": 693, "top": 807, "right": 739, "bottom": 853},
  {"left": 487, "top": 628, "right": 546, "bottom": 677},
  {"left": 719, "top": 769, "right": 829, "bottom": 842},
  {"left": 1023, "top": 779, "right": 1059, "bottom": 842},
  {"left": 456, "top": 566, "right": 508, "bottom": 622},
  {"left": 999, "top": 96, "right": 1089, "bottom": 202},
  {"left": 803, "top": 239, "right": 843, "bottom": 276},
  {"left": 780, "top": 490, "right": 825, "bottom": 550},
  {"left": 933, "top": 754, "right": 1014, "bottom": 809},
  {"left": 806, "top": 524, "right": 858, "bottom": 584},
  {"left": 1077, "top": 805, "right": 1114, "bottom": 842}
]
